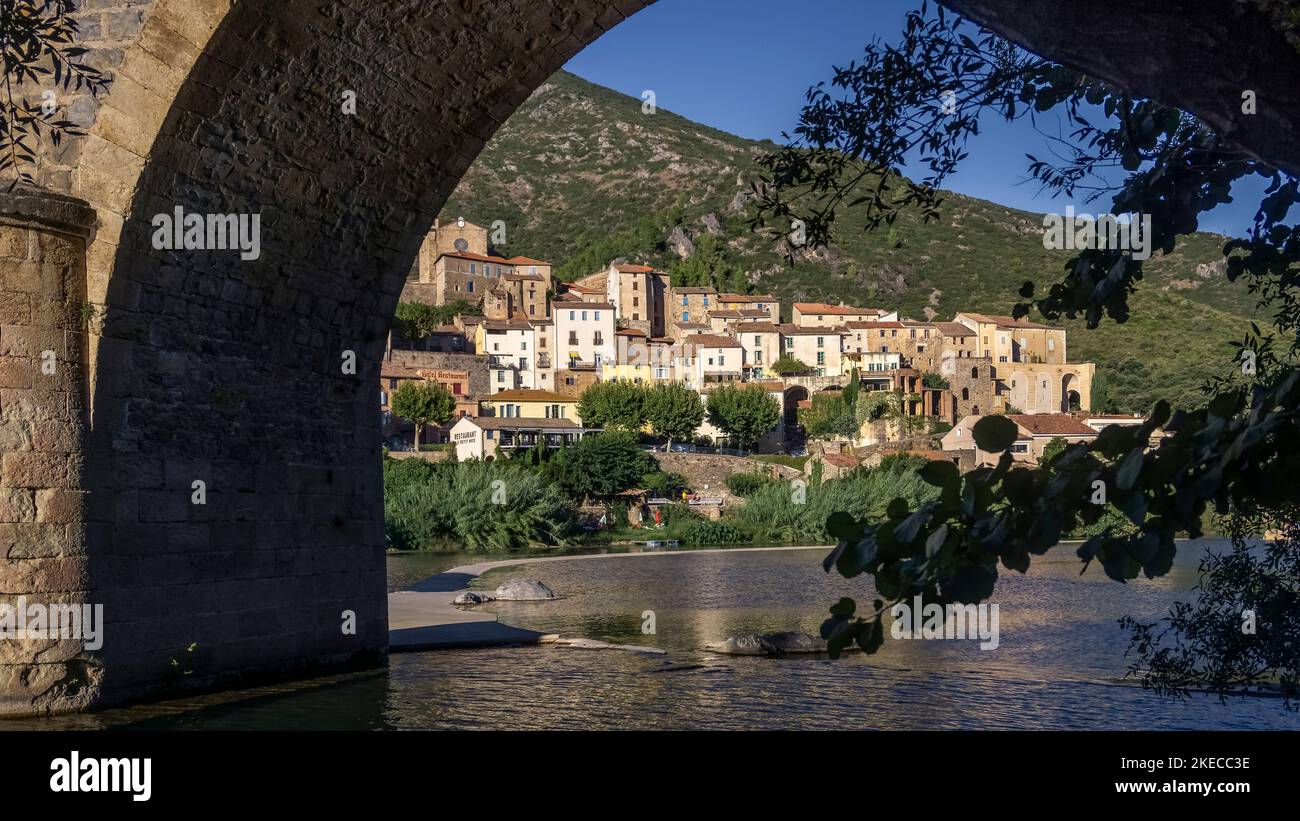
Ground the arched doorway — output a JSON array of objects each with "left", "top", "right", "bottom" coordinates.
[{"left": 1062, "top": 373, "right": 1082, "bottom": 412}]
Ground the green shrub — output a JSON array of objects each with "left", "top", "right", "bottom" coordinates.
[
  {"left": 680, "top": 518, "right": 750, "bottom": 545},
  {"left": 383, "top": 459, "right": 576, "bottom": 551},
  {"left": 726, "top": 471, "right": 774, "bottom": 497},
  {"left": 732, "top": 468, "right": 940, "bottom": 544}
]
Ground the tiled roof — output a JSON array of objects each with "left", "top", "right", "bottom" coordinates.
[
  {"left": 436, "top": 251, "right": 513, "bottom": 265},
  {"left": 793, "top": 302, "right": 882, "bottom": 315},
  {"left": 506, "top": 256, "right": 550, "bottom": 265},
  {"left": 935, "top": 322, "right": 976, "bottom": 337},
  {"left": 613, "top": 263, "right": 656, "bottom": 273},
  {"left": 557, "top": 302, "right": 615, "bottom": 311},
  {"left": 684, "top": 334, "right": 742, "bottom": 348},
  {"left": 1009, "top": 414, "right": 1098, "bottom": 436},
  {"left": 673, "top": 287, "right": 718, "bottom": 294},
  {"left": 461, "top": 416, "right": 582, "bottom": 431},
  {"left": 486, "top": 388, "right": 575, "bottom": 403},
  {"left": 778, "top": 323, "right": 846, "bottom": 336},
  {"left": 845, "top": 321, "right": 904, "bottom": 330},
  {"left": 717, "top": 293, "right": 776, "bottom": 302},
  {"left": 958, "top": 312, "right": 1052, "bottom": 330},
  {"left": 821, "top": 453, "right": 860, "bottom": 468}
]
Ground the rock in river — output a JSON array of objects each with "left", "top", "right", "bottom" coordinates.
[
  {"left": 452, "top": 591, "right": 495, "bottom": 605},
  {"left": 704, "top": 631, "right": 828, "bottom": 656},
  {"left": 492, "top": 578, "right": 558, "bottom": 601}
]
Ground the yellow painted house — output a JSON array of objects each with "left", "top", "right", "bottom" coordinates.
[{"left": 479, "top": 388, "right": 582, "bottom": 423}]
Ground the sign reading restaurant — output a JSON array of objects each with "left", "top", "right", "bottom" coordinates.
[{"left": 419, "top": 369, "right": 471, "bottom": 396}]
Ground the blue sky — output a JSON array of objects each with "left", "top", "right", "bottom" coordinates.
[{"left": 565, "top": 0, "right": 1271, "bottom": 237}]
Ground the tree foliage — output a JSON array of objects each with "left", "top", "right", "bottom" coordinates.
[
  {"left": 1, "top": 0, "right": 109, "bottom": 189},
  {"left": 756, "top": 5, "right": 1300, "bottom": 699},
  {"left": 576, "top": 380, "right": 648, "bottom": 431},
  {"left": 771, "top": 356, "right": 813, "bottom": 375},
  {"left": 551, "top": 430, "right": 655, "bottom": 499},
  {"left": 390, "top": 380, "right": 455, "bottom": 448},
  {"left": 705, "top": 383, "right": 781, "bottom": 449},
  {"left": 393, "top": 300, "right": 475, "bottom": 343},
  {"left": 644, "top": 382, "right": 704, "bottom": 448},
  {"left": 1122, "top": 513, "right": 1300, "bottom": 710}
]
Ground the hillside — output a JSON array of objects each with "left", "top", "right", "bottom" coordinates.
[{"left": 443, "top": 70, "right": 1263, "bottom": 413}]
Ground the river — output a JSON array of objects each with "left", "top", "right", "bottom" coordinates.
[{"left": 6, "top": 540, "right": 1298, "bottom": 730}]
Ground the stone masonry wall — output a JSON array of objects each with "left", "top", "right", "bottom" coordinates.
[{"left": 0, "top": 190, "right": 98, "bottom": 715}]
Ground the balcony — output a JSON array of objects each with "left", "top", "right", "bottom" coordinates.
[{"left": 567, "top": 359, "right": 598, "bottom": 371}]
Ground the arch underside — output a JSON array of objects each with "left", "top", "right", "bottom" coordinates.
[{"left": 67, "top": 0, "right": 650, "bottom": 708}]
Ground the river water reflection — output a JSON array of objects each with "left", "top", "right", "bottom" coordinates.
[{"left": 7, "top": 540, "right": 1299, "bottom": 730}]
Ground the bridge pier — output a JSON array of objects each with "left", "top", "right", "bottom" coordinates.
[{"left": 0, "top": 188, "right": 99, "bottom": 715}]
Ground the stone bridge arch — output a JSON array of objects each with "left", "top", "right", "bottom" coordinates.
[
  {"left": 4, "top": 0, "right": 650, "bottom": 716},
  {"left": 3, "top": 0, "right": 1299, "bottom": 715}
]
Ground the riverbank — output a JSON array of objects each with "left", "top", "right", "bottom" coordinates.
[{"left": 387, "top": 544, "right": 832, "bottom": 652}]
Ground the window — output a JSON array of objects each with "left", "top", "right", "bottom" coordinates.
[
  {"left": 521, "top": 340, "right": 527, "bottom": 350},
  {"left": 1047, "top": 338, "right": 1056, "bottom": 351},
  {"left": 817, "top": 337, "right": 824, "bottom": 348},
  {"left": 816, "top": 352, "right": 825, "bottom": 365},
  {"left": 467, "top": 281, "right": 474, "bottom": 293},
  {"left": 910, "top": 329, "right": 916, "bottom": 339},
  {"left": 530, "top": 266, "right": 537, "bottom": 275},
  {"left": 682, "top": 311, "right": 689, "bottom": 322},
  {"left": 719, "top": 355, "right": 726, "bottom": 366},
  {"left": 497, "top": 371, "right": 504, "bottom": 384},
  {"left": 682, "top": 296, "right": 689, "bottom": 306},
  {"left": 518, "top": 357, "right": 527, "bottom": 370},
  {"left": 633, "top": 280, "right": 639, "bottom": 291},
  {"left": 633, "top": 297, "right": 639, "bottom": 307},
  {"left": 703, "top": 296, "right": 710, "bottom": 306},
  {"left": 528, "top": 305, "right": 535, "bottom": 316},
  {"left": 999, "top": 356, "right": 1008, "bottom": 363},
  {"left": 569, "top": 310, "right": 575, "bottom": 321},
  {"left": 470, "top": 263, "right": 477, "bottom": 274},
  {"left": 784, "top": 338, "right": 793, "bottom": 349},
  {"left": 487, "top": 430, "right": 494, "bottom": 440},
  {"left": 568, "top": 332, "right": 578, "bottom": 345},
  {"left": 1011, "top": 443, "right": 1029, "bottom": 454},
  {"left": 594, "top": 311, "right": 600, "bottom": 320}
]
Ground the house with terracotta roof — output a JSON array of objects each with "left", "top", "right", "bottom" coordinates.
[
  {"left": 778, "top": 324, "right": 845, "bottom": 377},
  {"left": 678, "top": 333, "right": 744, "bottom": 389},
  {"left": 734, "top": 321, "right": 783, "bottom": 379},
  {"left": 792, "top": 302, "right": 898, "bottom": 327},
  {"left": 955, "top": 311, "right": 1067, "bottom": 365},
  {"left": 599, "top": 262, "right": 671, "bottom": 338},
  {"left": 450, "top": 415, "right": 602, "bottom": 461},
  {"left": 672, "top": 285, "right": 718, "bottom": 330},
  {"left": 941, "top": 413, "right": 1097, "bottom": 466},
  {"left": 480, "top": 388, "right": 584, "bottom": 424},
  {"left": 717, "top": 293, "right": 780, "bottom": 323}
]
